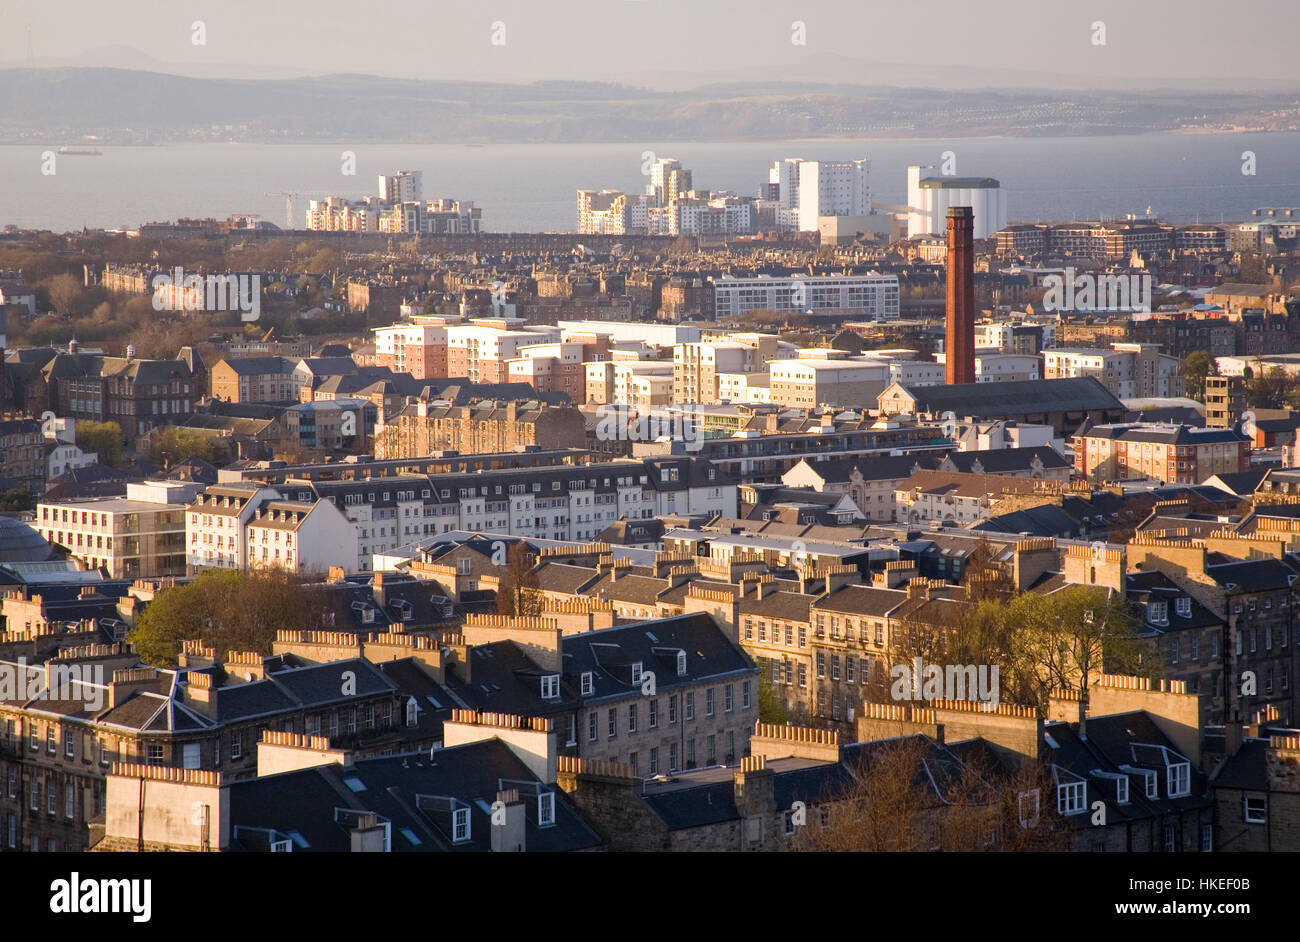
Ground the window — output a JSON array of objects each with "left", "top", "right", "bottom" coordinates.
[
  {"left": 649, "top": 699, "right": 658, "bottom": 728},
  {"left": 47, "top": 725, "right": 56, "bottom": 754},
  {"left": 1244, "top": 796, "right": 1266, "bottom": 823},
  {"left": 685, "top": 692, "right": 695, "bottom": 721},
  {"left": 1167, "top": 762, "right": 1191, "bottom": 798},
  {"left": 580, "top": 671, "right": 593, "bottom": 696},
  {"left": 668, "top": 695, "right": 677, "bottom": 724},
  {"left": 676, "top": 651, "right": 687, "bottom": 676},
  {"left": 631, "top": 662, "right": 643, "bottom": 685},
  {"left": 1116, "top": 777, "right": 1129, "bottom": 804},
  {"left": 65, "top": 785, "right": 75, "bottom": 820},
  {"left": 607, "top": 708, "right": 617, "bottom": 738},
  {"left": 1163, "top": 824, "right": 1176, "bottom": 853},
  {"left": 146, "top": 743, "right": 164, "bottom": 765},
  {"left": 540, "top": 675, "right": 560, "bottom": 699},
  {"left": 588, "top": 712, "right": 597, "bottom": 742},
  {"left": 650, "top": 748, "right": 659, "bottom": 775},
  {"left": 452, "top": 807, "right": 471, "bottom": 843},
  {"left": 705, "top": 688, "right": 714, "bottom": 716},
  {"left": 231, "top": 731, "right": 243, "bottom": 760},
  {"left": 538, "top": 792, "right": 555, "bottom": 827},
  {"left": 64, "top": 730, "right": 74, "bottom": 758},
  {"left": 816, "top": 653, "right": 826, "bottom": 678},
  {"left": 798, "top": 663, "right": 808, "bottom": 687},
  {"left": 742, "top": 681, "right": 751, "bottom": 710},
  {"left": 724, "top": 685, "right": 734, "bottom": 712},
  {"left": 405, "top": 698, "right": 418, "bottom": 728},
  {"left": 1201, "top": 824, "right": 1213, "bottom": 852},
  {"left": 1057, "top": 781, "right": 1086, "bottom": 815},
  {"left": 628, "top": 703, "right": 638, "bottom": 733}
]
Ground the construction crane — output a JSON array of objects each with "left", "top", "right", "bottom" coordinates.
[{"left": 263, "top": 191, "right": 338, "bottom": 230}]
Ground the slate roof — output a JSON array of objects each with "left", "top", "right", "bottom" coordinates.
[
  {"left": 562, "top": 613, "right": 756, "bottom": 704},
  {"left": 1041, "top": 711, "right": 1212, "bottom": 830},
  {"left": 892, "top": 377, "right": 1124, "bottom": 417},
  {"left": 226, "top": 739, "right": 603, "bottom": 852}
]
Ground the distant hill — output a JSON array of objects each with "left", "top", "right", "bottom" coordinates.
[{"left": 1, "top": 67, "right": 1297, "bottom": 144}]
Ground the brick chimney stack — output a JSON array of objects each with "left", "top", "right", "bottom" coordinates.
[{"left": 945, "top": 207, "right": 975, "bottom": 386}]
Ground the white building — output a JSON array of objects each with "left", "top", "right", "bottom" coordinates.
[
  {"left": 906, "top": 165, "right": 1007, "bottom": 240},
  {"left": 796, "top": 159, "right": 871, "bottom": 232},
  {"left": 713, "top": 273, "right": 899, "bottom": 321},
  {"left": 769, "top": 158, "right": 804, "bottom": 210},
  {"left": 378, "top": 170, "right": 423, "bottom": 204}
]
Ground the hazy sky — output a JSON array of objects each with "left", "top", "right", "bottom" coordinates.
[{"left": 10, "top": 0, "right": 1300, "bottom": 87}]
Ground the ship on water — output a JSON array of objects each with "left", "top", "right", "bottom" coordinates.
[{"left": 57, "top": 146, "right": 103, "bottom": 156}]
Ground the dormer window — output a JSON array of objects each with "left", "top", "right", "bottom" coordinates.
[
  {"left": 631, "top": 662, "right": 643, "bottom": 685},
  {"left": 1175, "top": 597, "right": 1191, "bottom": 617},
  {"left": 538, "top": 792, "right": 555, "bottom": 827},
  {"left": 1056, "top": 781, "right": 1086, "bottom": 815},
  {"left": 452, "top": 807, "right": 471, "bottom": 843},
  {"left": 580, "top": 671, "right": 593, "bottom": 696},
  {"left": 1168, "top": 761, "right": 1191, "bottom": 798},
  {"left": 676, "top": 651, "right": 687, "bottom": 676},
  {"left": 1147, "top": 600, "right": 1168, "bottom": 625},
  {"left": 540, "top": 675, "right": 560, "bottom": 699},
  {"left": 405, "top": 696, "right": 419, "bottom": 728}
]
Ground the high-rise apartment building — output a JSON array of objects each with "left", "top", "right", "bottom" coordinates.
[
  {"left": 795, "top": 159, "right": 871, "bottom": 232},
  {"left": 378, "top": 170, "right": 423, "bottom": 204}
]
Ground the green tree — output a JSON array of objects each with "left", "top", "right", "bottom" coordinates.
[
  {"left": 1003, "top": 584, "right": 1147, "bottom": 713},
  {"left": 129, "top": 569, "right": 310, "bottom": 667},
  {"left": 758, "top": 671, "right": 789, "bottom": 724},
  {"left": 150, "top": 427, "right": 215, "bottom": 469},
  {"left": 1245, "top": 365, "right": 1294, "bottom": 409},
  {"left": 1180, "top": 350, "right": 1216, "bottom": 402},
  {"left": 0, "top": 487, "right": 35, "bottom": 512},
  {"left": 76, "top": 420, "right": 124, "bottom": 467}
]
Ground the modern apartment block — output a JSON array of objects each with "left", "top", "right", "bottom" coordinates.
[
  {"left": 445, "top": 322, "right": 560, "bottom": 384},
  {"left": 795, "top": 159, "right": 871, "bottom": 232},
  {"left": 1072, "top": 422, "right": 1251, "bottom": 484},
  {"left": 713, "top": 273, "right": 899, "bottom": 321},
  {"left": 767, "top": 357, "right": 891, "bottom": 409},
  {"left": 36, "top": 481, "right": 202, "bottom": 579},
  {"left": 371, "top": 320, "right": 451, "bottom": 379},
  {"left": 1042, "top": 344, "right": 1183, "bottom": 399}
]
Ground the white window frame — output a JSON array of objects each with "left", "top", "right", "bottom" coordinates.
[
  {"left": 1057, "top": 781, "right": 1086, "bottom": 815},
  {"left": 1244, "top": 795, "right": 1266, "bottom": 823},
  {"left": 452, "top": 807, "right": 471, "bottom": 843},
  {"left": 1167, "top": 761, "right": 1191, "bottom": 798},
  {"left": 538, "top": 792, "right": 555, "bottom": 827}
]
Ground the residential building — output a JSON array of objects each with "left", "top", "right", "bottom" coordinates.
[
  {"left": 36, "top": 481, "right": 201, "bottom": 579},
  {"left": 1073, "top": 423, "right": 1250, "bottom": 484}
]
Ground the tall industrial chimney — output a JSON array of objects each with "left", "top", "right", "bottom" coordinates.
[{"left": 945, "top": 206, "right": 976, "bottom": 386}]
